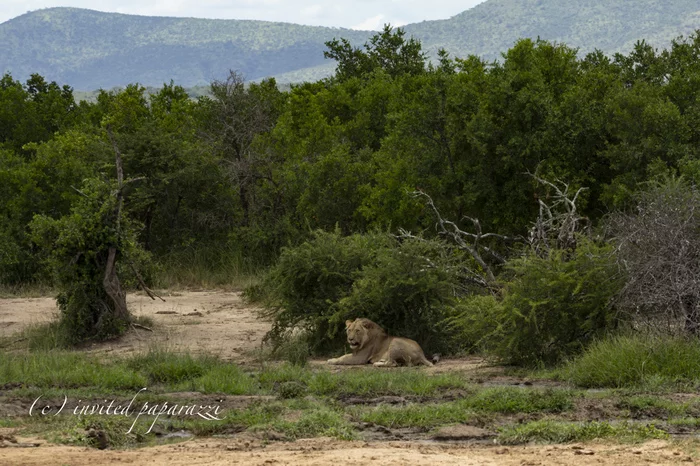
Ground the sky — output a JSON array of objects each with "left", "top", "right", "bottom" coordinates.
[{"left": 1, "top": 0, "right": 488, "bottom": 30}]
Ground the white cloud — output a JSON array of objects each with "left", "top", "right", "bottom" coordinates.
[{"left": 352, "top": 14, "right": 386, "bottom": 31}]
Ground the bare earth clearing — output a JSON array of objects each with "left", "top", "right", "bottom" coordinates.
[{"left": 0, "top": 292, "right": 697, "bottom": 465}]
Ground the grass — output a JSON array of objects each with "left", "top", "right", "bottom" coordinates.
[
  {"left": 355, "top": 401, "right": 479, "bottom": 428},
  {"left": 170, "top": 399, "right": 356, "bottom": 440},
  {"left": 2, "top": 346, "right": 698, "bottom": 450},
  {"left": 497, "top": 420, "right": 669, "bottom": 445},
  {"left": 0, "top": 282, "right": 54, "bottom": 298},
  {"left": 153, "top": 246, "right": 263, "bottom": 290},
  {"left": 616, "top": 394, "right": 700, "bottom": 418},
  {"left": 0, "top": 352, "right": 147, "bottom": 391},
  {"left": 258, "top": 363, "right": 468, "bottom": 398},
  {"left": 462, "top": 387, "right": 575, "bottom": 413},
  {"left": 561, "top": 334, "right": 700, "bottom": 389},
  {"left": 353, "top": 387, "right": 575, "bottom": 428}
]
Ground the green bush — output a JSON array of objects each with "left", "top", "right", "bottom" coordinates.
[
  {"left": 494, "top": 239, "right": 622, "bottom": 366},
  {"left": 445, "top": 239, "right": 622, "bottom": 366},
  {"left": 334, "top": 236, "right": 464, "bottom": 353},
  {"left": 30, "top": 178, "right": 152, "bottom": 344},
  {"left": 255, "top": 229, "right": 464, "bottom": 353},
  {"left": 255, "top": 229, "right": 389, "bottom": 352},
  {"left": 442, "top": 294, "right": 504, "bottom": 354}
]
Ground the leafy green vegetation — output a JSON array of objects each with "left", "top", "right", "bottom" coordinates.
[
  {"left": 561, "top": 334, "right": 700, "bottom": 389},
  {"left": 497, "top": 420, "right": 669, "bottom": 445}
]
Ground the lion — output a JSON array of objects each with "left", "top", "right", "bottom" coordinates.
[{"left": 327, "top": 318, "right": 433, "bottom": 367}]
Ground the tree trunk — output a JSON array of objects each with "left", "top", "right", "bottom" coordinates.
[
  {"left": 103, "top": 246, "right": 129, "bottom": 321},
  {"left": 682, "top": 294, "right": 699, "bottom": 336}
]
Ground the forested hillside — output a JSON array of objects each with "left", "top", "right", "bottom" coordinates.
[
  {"left": 2, "top": 1, "right": 700, "bottom": 89},
  {"left": 0, "top": 7, "right": 370, "bottom": 89},
  {"left": 405, "top": 0, "right": 700, "bottom": 58}
]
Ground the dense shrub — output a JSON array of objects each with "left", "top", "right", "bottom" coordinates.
[
  {"left": 335, "top": 236, "right": 465, "bottom": 353},
  {"left": 441, "top": 294, "right": 504, "bottom": 355},
  {"left": 254, "top": 229, "right": 465, "bottom": 353},
  {"left": 30, "top": 178, "right": 151, "bottom": 344},
  {"left": 254, "top": 229, "right": 390, "bottom": 352},
  {"left": 494, "top": 239, "right": 623, "bottom": 366},
  {"left": 445, "top": 239, "right": 623, "bottom": 365}
]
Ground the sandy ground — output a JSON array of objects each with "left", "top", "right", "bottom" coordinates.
[
  {"left": 1, "top": 436, "right": 695, "bottom": 465},
  {"left": 0, "top": 291, "right": 270, "bottom": 363},
  {"left": 0, "top": 292, "right": 698, "bottom": 465}
]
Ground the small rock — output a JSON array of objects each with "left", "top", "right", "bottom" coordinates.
[{"left": 574, "top": 449, "right": 595, "bottom": 456}]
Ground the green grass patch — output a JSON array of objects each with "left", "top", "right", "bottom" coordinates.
[
  {"left": 668, "top": 417, "right": 700, "bottom": 428},
  {"left": 561, "top": 334, "right": 700, "bottom": 388},
  {"left": 616, "top": 395, "right": 700, "bottom": 418},
  {"left": 126, "top": 350, "right": 219, "bottom": 384},
  {"left": 355, "top": 401, "right": 478, "bottom": 428},
  {"left": 498, "top": 420, "right": 669, "bottom": 444},
  {"left": 173, "top": 399, "right": 356, "bottom": 440},
  {"left": 23, "top": 414, "right": 153, "bottom": 449},
  {"left": 175, "top": 364, "right": 260, "bottom": 395},
  {"left": 354, "top": 387, "right": 574, "bottom": 429},
  {"left": 463, "top": 387, "right": 575, "bottom": 413},
  {"left": 0, "top": 352, "right": 146, "bottom": 390},
  {"left": 258, "top": 364, "right": 467, "bottom": 398}
]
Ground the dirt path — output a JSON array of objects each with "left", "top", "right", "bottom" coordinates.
[
  {"left": 0, "top": 291, "right": 270, "bottom": 362},
  {"left": 1, "top": 436, "right": 694, "bottom": 465}
]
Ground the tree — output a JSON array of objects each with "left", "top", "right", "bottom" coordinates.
[
  {"left": 29, "top": 129, "right": 154, "bottom": 344},
  {"left": 204, "top": 71, "right": 284, "bottom": 228},
  {"left": 609, "top": 174, "right": 700, "bottom": 335},
  {"left": 324, "top": 25, "right": 426, "bottom": 81}
]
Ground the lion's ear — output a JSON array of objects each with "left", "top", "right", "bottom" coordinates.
[
  {"left": 345, "top": 320, "right": 354, "bottom": 328},
  {"left": 361, "top": 320, "right": 375, "bottom": 329}
]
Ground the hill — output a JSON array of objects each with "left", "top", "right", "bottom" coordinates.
[
  {"left": 0, "top": 7, "right": 370, "bottom": 89},
  {"left": 1, "top": 1, "right": 700, "bottom": 89},
  {"left": 404, "top": 0, "right": 700, "bottom": 60}
]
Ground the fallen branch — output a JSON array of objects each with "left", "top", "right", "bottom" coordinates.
[{"left": 132, "top": 323, "right": 153, "bottom": 332}]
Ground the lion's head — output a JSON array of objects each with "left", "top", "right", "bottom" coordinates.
[{"left": 345, "top": 318, "right": 385, "bottom": 351}]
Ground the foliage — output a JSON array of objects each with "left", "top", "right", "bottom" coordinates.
[
  {"left": 467, "top": 239, "right": 622, "bottom": 366},
  {"left": 324, "top": 25, "right": 427, "bottom": 81},
  {"left": 561, "top": 333, "right": 700, "bottom": 388},
  {"left": 497, "top": 420, "right": 668, "bottom": 445},
  {"left": 255, "top": 229, "right": 390, "bottom": 352},
  {"left": 256, "top": 229, "right": 465, "bottom": 353},
  {"left": 29, "top": 178, "right": 150, "bottom": 343}
]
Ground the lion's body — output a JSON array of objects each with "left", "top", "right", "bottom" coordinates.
[{"left": 327, "top": 318, "right": 433, "bottom": 367}]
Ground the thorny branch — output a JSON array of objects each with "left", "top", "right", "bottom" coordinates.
[{"left": 526, "top": 171, "right": 589, "bottom": 256}]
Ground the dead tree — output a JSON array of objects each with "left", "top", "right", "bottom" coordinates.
[
  {"left": 609, "top": 175, "right": 700, "bottom": 336},
  {"left": 407, "top": 174, "right": 589, "bottom": 289},
  {"left": 407, "top": 190, "right": 524, "bottom": 288},
  {"left": 527, "top": 173, "right": 589, "bottom": 257}
]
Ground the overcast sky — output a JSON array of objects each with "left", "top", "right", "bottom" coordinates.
[{"left": 1, "top": 0, "right": 487, "bottom": 29}]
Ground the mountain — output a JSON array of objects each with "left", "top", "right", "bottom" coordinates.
[
  {"left": 404, "top": 0, "right": 700, "bottom": 60},
  {"left": 1, "top": 1, "right": 700, "bottom": 90},
  {"left": 0, "top": 7, "right": 371, "bottom": 89}
]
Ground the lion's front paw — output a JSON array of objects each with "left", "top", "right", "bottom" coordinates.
[{"left": 327, "top": 358, "right": 339, "bottom": 365}]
